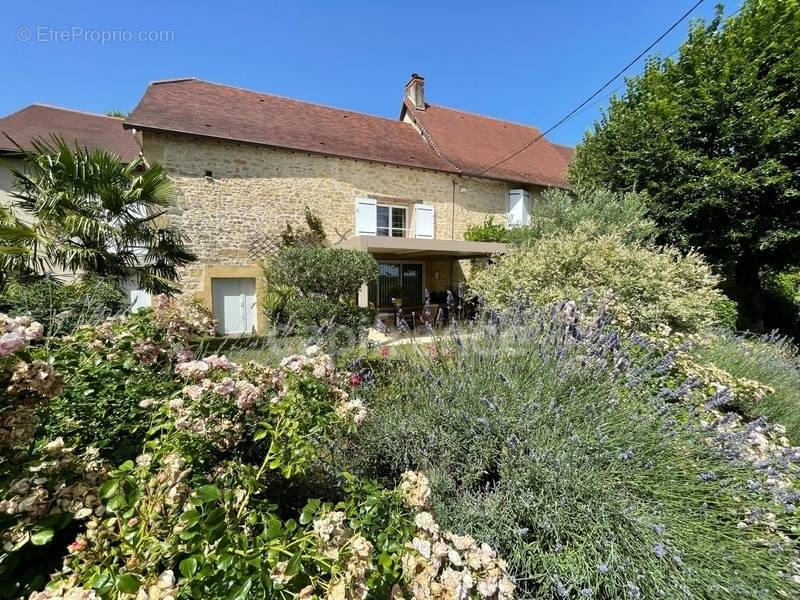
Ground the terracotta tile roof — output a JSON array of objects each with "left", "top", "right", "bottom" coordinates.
[
  {"left": 0, "top": 104, "right": 139, "bottom": 162},
  {"left": 124, "top": 79, "right": 457, "bottom": 173},
  {"left": 402, "top": 99, "right": 573, "bottom": 188},
  {"left": 123, "top": 77, "right": 573, "bottom": 188},
  {"left": 552, "top": 142, "right": 577, "bottom": 164}
]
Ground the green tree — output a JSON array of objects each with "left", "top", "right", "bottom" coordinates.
[
  {"left": 0, "top": 136, "right": 196, "bottom": 293},
  {"left": 572, "top": 0, "right": 800, "bottom": 329}
]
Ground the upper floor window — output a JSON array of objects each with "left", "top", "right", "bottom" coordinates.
[
  {"left": 355, "top": 198, "right": 434, "bottom": 239},
  {"left": 377, "top": 205, "right": 407, "bottom": 237}
]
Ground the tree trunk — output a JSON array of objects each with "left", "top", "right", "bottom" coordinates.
[{"left": 735, "top": 249, "right": 764, "bottom": 331}]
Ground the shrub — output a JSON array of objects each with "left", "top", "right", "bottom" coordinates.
[
  {"left": 693, "top": 332, "right": 800, "bottom": 442},
  {"left": 710, "top": 297, "right": 739, "bottom": 331},
  {"left": 470, "top": 227, "right": 726, "bottom": 333},
  {"left": 280, "top": 206, "right": 328, "bottom": 248},
  {"left": 264, "top": 246, "right": 378, "bottom": 334},
  {"left": 0, "top": 277, "right": 125, "bottom": 334},
  {"left": 761, "top": 269, "right": 800, "bottom": 336},
  {"left": 464, "top": 216, "right": 511, "bottom": 243},
  {"left": 284, "top": 297, "right": 374, "bottom": 330},
  {"left": 463, "top": 189, "right": 657, "bottom": 245},
  {"left": 34, "top": 295, "right": 216, "bottom": 464},
  {"left": 268, "top": 246, "right": 378, "bottom": 301},
  {"left": 519, "top": 188, "right": 658, "bottom": 245},
  {"left": 342, "top": 307, "right": 800, "bottom": 598}
]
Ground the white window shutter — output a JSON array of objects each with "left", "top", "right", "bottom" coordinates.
[
  {"left": 414, "top": 204, "right": 435, "bottom": 239},
  {"left": 355, "top": 197, "right": 377, "bottom": 236},
  {"left": 507, "top": 189, "right": 530, "bottom": 226}
]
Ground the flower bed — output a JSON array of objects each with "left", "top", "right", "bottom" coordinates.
[{"left": 0, "top": 297, "right": 513, "bottom": 599}]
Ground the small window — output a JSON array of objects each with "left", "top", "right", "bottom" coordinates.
[{"left": 376, "top": 205, "right": 407, "bottom": 237}]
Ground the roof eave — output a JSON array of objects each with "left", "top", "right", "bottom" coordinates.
[{"left": 124, "top": 123, "right": 461, "bottom": 175}]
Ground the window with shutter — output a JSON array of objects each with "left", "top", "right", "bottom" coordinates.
[
  {"left": 507, "top": 189, "right": 530, "bottom": 226},
  {"left": 414, "top": 204, "right": 435, "bottom": 239},
  {"left": 355, "top": 198, "right": 377, "bottom": 235}
]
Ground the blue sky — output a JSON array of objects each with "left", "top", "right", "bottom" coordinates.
[{"left": 3, "top": 0, "right": 742, "bottom": 146}]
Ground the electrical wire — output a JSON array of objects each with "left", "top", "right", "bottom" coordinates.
[{"left": 473, "top": 0, "right": 708, "bottom": 175}]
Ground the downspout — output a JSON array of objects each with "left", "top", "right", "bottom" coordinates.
[
  {"left": 450, "top": 179, "right": 456, "bottom": 289},
  {"left": 451, "top": 179, "right": 456, "bottom": 240}
]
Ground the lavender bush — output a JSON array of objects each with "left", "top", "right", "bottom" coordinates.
[{"left": 344, "top": 303, "right": 800, "bottom": 598}]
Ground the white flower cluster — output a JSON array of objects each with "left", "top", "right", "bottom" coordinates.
[
  {"left": 280, "top": 348, "right": 369, "bottom": 426},
  {"left": 398, "top": 472, "right": 514, "bottom": 600},
  {"left": 0, "top": 441, "right": 107, "bottom": 551},
  {"left": 28, "top": 569, "right": 177, "bottom": 600},
  {"left": 309, "top": 473, "right": 514, "bottom": 600},
  {"left": 0, "top": 404, "right": 39, "bottom": 449},
  {"left": 313, "top": 510, "right": 350, "bottom": 558},
  {"left": 152, "top": 294, "right": 216, "bottom": 341},
  {"left": 138, "top": 569, "right": 178, "bottom": 600},
  {"left": 334, "top": 398, "right": 369, "bottom": 425},
  {"left": 311, "top": 510, "right": 374, "bottom": 600},
  {"left": 399, "top": 471, "right": 432, "bottom": 508},
  {"left": 7, "top": 360, "right": 62, "bottom": 399},
  {"left": 280, "top": 348, "right": 336, "bottom": 380},
  {"left": 29, "top": 586, "right": 99, "bottom": 600},
  {"left": 0, "top": 314, "right": 43, "bottom": 357}
]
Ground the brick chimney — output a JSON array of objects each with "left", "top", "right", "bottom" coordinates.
[{"left": 405, "top": 73, "right": 426, "bottom": 110}]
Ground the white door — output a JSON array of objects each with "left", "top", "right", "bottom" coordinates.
[
  {"left": 129, "top": 288, "right": 152, "bottom": 312},
  {"left": 212, "top": 278, "right": 257, "bottom": 335},
  {"left": 120, "top": 278, "right": 152, "bottom": 312}
]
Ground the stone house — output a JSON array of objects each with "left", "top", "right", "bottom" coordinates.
[
  {"left": 121, "top": 75, "right": 573, "bottom": 333},
  {"left": 0, "top": 75, "right": 573, "bottom": 334}
]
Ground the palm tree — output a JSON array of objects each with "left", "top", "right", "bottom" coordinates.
[{"left": 0, "top": 136, "right": 196, "bottom": 294}]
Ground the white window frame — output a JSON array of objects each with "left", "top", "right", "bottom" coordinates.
[{"left": 376, "top": 203, "right": 409, "bottom": 238}]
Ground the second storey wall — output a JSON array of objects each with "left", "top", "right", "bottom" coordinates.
[{"left": 142, "top": 132, "right": 544, "bottom": 298}]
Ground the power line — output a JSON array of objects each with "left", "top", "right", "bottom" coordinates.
[
  {"left": 564, "top": 4, "right": 745, "bottom": 127},
  {"left": 474, "top": 0, "right": 707, "bottom": 176}
]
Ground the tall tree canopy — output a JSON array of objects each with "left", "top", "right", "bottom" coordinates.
[
  {"left": 572, "top": 0, "right": 800, "bottom": 328},
  {"left": 0, "top": 137, "right": 196, "bottom": 294}
]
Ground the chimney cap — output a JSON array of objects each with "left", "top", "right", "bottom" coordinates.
[
  {"left": 405, "top": 73, "right": 426, "bottom": 110},
  {"left": 405, "top": 73, "right": 425, "bottom": 88}
]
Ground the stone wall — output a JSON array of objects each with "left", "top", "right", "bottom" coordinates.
[{"left": 142, "top": 131, "right": 544, "bottom": 327}]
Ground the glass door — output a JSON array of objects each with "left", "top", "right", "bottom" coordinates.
[{"left": 369, "top": 262, "right": 423, "bottom": 307}]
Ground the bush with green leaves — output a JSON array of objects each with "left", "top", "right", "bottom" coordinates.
[
  {"left": 464, "top": 189, "right": 657, "bottom": 246},
  {"left": 0, "top": 278, "right": 126, "bottom": 336},
  {"left": 470, "top": 227, "right": 726, "bottom": 333},
  {"left": 761, "top": 269, "right": 800, "bottom": 337},
  {"left": 264, "top": 246, "right": 378, "bottom": 333},
  {"left": 268, "top": 246, "right": 378, "bottom": 302},
  {"left": 464, "top": 216, "right": 511, "bottom": 243},
  {"left": 342, "top": 308, "right": 800, "bottom": 598}
]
